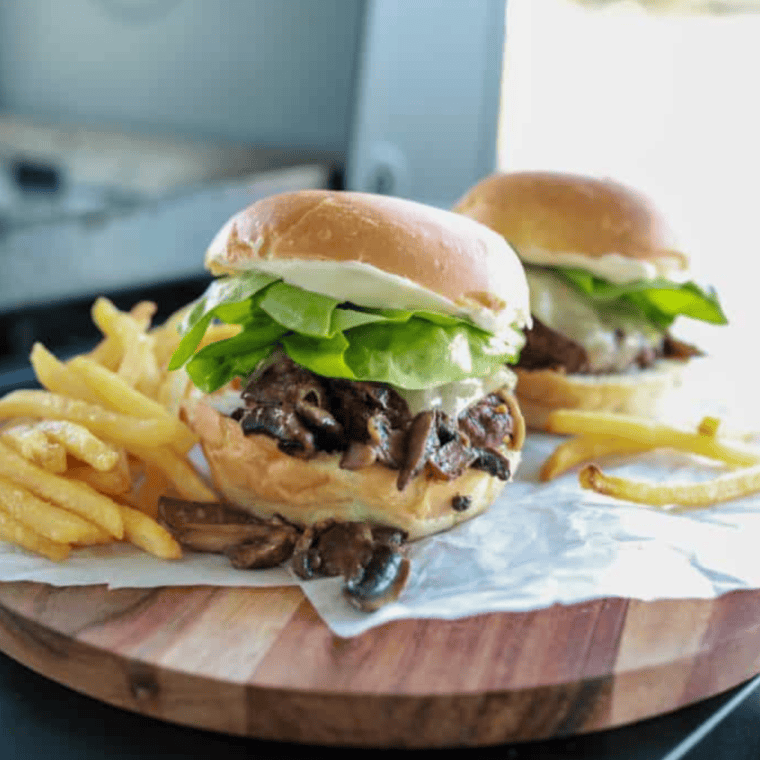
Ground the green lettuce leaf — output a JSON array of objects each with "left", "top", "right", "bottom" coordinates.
[
  {"left": 168, "top": 272, "right": 278, "bottom": 370},
  {"left": 282, "top": 319, "right": 516, "bottom": 390},
  {"left": 554, "top": 267, "right": 728, "bottom": 331},
  {"left": 169, "top": 277, "right": 522, "bottom": 393}
]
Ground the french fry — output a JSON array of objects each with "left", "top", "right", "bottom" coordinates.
[
  {"left": 156, "top": 370, "right": 192, "bottom": 418},
  {"left": 546, "top": 409, "right": 760, "bottom": 469},
  {"left": 92, "top": 297, "right": 163, "bottom": 396},
  {"left": 129, "top": 443, "right": 217, "bottom": 502},
  {"left": 0, "top": 440, "right": 124, "bottom": 538},
  {"left": 129, "top": 301, "right": 158, "bottom": 329},
  {"left": 66, "top": 463, "right": 132, "bottom": 496},
  {"left": 150, "top": 307, "right": 191, "bottom": 367},
  {"left": 30, "top": 343, "right": 100, "bottom": 403},
  {"left": 0, "top": 390, "right": 183, "bottom": 449},
  {"left": 71, "top": 526, "right": 117, "bottom": 546},
  {"left": 0, "top": 509, "right": 70, "bottom": 561},
  {"left": 118, "top": 504, "right": 182, "bottom": 559},
  {"left": 539, "top": 434, "right": 651, "bottom": 482},
  {"left": 68, "top": 356, "right": 197, "bottom": 453},
  {"left": 127, "top": 464, "right": 169, "bottom": 519},
  {"left": 91, "top": 297, "right": 135, "bottom": 354},
  {"left": 0, "top": 477, "right": 107, "bottom": 544},
  {"left": 34, "top": 419, "right": 120, "bottom": 471},
  {"left": 0, "top": 422, "right": 67, "bottom": 473},
  {"left": 579, "top": 462, "right": 760, "bottom": 509},
  {"left": 87, "top": 337, "right": 123, "bottom": 372},
  {"left": 120, "top": 338, "right": 163, "bottom": 397}
]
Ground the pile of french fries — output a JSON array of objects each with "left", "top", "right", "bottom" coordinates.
[
  {"left": 0, "top": 297, "right": 233, "bottom": 562},
  {"left": 540, "top": 409, "right": 760, "bottom": 509}
]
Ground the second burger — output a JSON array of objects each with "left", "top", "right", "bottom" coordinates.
[{"left": 454, "top": 171, "right": 728, "bottom": 429}]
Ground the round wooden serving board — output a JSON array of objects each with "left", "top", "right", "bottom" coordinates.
[{"left": 0, "top": 582, "right": 758, "bottom": 747}]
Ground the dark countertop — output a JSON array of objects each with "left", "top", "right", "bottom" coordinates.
[{"left": 1, "top": 646, "right": 759, "bottom": 759}]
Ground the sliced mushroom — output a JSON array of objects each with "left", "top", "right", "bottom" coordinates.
[
  {"left": 343, "top": 544, "right": 411, "bottom": 612},
  {"left": 397, "top": 410, "right": 436, "bottom": 491},
  {"left": 169, "top": 524, "right": 291, "bottom": 554},
  {"left": 224, "top": 526, "right": 299, "bottom": 569},
  {"left": 157, "top": 497, "right": 300, "bottom": 557},
  {"left": 158, "top": 498, "right": 410, "bottom": 612},
  {"left": 291, "top": 521, "right": 375, "bottom": 580},
  {"left": 158, "top": 497, "right": 265, "bottom": 528}
]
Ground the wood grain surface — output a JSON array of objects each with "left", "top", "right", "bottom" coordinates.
[{"left": 0, "top": 582, "right": 758, "bottom": 747}]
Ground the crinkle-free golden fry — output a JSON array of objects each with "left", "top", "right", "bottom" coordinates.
[
  {"left": 129, "top": 301, "right": 158, "bottom": 329},
  {"left": 120, "top": 337, "right": 162, "bottom": 398},
  {"left": 546, "top": 409, "right": 760, "bottom": 469},
  {"left": 0, "top": 476, "right": 107, "bottom": 544},
  {"left": 0, "top": 440, "right": 124, "bottom": 538},
  {"left": 0, "top": 508, "right": 70, "bottom": 561},
  {"left": 539, "top": 434, "right": 651, "bottom": 482},
  {"left": 34, "top": 419, "right": 120, "bottom": 471},
  {"left": 68, "top": 356, "right": 197, "bottom": 454},
  {"left": 118, "top": 504, "right": 181, "bottom": 560},
  {"left": 129, "top": 443, "right": 217, "bottom": 502},
  {"left": 0, "top": 422, "right": 68, "bottom": 473},
  {"left": 579, "top": 462, "right": 760, "bottom": 509},
  {"left": 30, "top": 343, "right": 100, "bottom": 403},
  {"left": 66, "top": 463, "right": 132, "bottom": 496},
  {"left": 0, "top": 390, "right": 182, "bottom": 449},
  {"left": 156, "top": 370, "right": 192, "bottom": 418},
  {"left": 91, "top": 297, "right": 162, "bottom": 396},
  {"left": 150, "top": 309, "right": 189, "bottom": 367},
  {"left": 125, "top": 464, "right": 169, "bottom": 519}
]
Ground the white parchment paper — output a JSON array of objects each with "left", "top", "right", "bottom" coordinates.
[{"left": 1, "top": 354, "right": 759, "bottom": 638}]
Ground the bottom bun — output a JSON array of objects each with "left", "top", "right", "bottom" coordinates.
[
  {"left": 185, "top": 400, "right": 522, "bottom": 541},
  {"left": 514, "top": 359, "right": 686, "bottom": 430}
]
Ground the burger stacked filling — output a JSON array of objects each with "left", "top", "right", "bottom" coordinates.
[
  {"left": 516, "top": 265, "right": 725, "bottom": 375},
  {"left": 230, "top": 356, "right": 520, "bottom": 492},
  {"left": 169, "top": 269, "right": 527, "bottom": 492}
]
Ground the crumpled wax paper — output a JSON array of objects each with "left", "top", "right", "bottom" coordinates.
[{"left": 0, "top": 354, "right": 759, "bottom": 638}]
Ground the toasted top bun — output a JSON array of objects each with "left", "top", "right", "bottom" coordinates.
[
  {"left": 205, "top": 190, "right": 530, "bottom": 334},
  {"left": 454, "top": 172, "right": 689, "bottom": 284}
]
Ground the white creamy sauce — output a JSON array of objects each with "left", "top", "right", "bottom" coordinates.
[
  {"left": 526, "top": 267, "right": 663, "bottom": 372},
  {"left": 399, "top": 366, "right": 516, "bottom": 417},
  {"left": 206, "top": 367, "right": 517, "bottom": 420},
  {"left": 518, "top": 246, "right": 686, "bottom": 284}
]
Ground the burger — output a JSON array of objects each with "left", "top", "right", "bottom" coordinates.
[
  {"left": 454, "top": 172, "right": 728, "bottom": 430},
  {"left": 168, "top": 190, "right": 531, "bottom": 550}
]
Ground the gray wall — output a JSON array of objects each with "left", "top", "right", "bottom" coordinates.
[
  {"left": 348, "top": 0, "right": 506, "bottom": 208},
  {"left": 0, "top": 0, "right": 364, "bottom": 151}
]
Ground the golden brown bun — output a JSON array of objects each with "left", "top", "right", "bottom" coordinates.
[
  {"left": 514, "top": 360, "right": 685, "bottom": 430},
  {"left": 205, "top": 189, "right": 529, "bottom": 322},
  {"left": 454, "top": 172, "right": 688, "bottom": 276},
  {"left": 184, "top": 397, "right": 523, "bottom": 541}
]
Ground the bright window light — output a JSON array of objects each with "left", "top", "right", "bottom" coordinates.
[{"left": 499, "top": 0, "right": 760, "bottom": 362}]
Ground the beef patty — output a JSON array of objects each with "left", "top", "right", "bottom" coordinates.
[{"left": 517, "top": 318, "right": 701, "bottom": 374}]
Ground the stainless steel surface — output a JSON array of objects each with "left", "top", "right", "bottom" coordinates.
[{"left": 0, "top": 164, "right": 329, "bottom": 312}]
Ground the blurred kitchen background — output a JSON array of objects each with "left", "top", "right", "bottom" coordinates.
[
  {"left": 0, "top": 0, "right": 506, "bottom": 389},
  {"left": 1, "top": 0, "right": 757, "bottom": 401}
]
